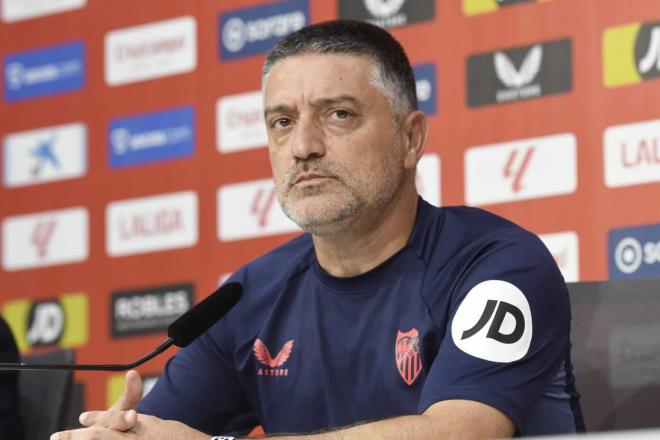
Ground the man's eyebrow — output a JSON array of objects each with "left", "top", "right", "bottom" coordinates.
[{"left": 264, "top": 95, "right": 362, "bottom": 117}]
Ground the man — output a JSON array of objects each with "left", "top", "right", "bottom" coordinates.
[{"left": 52, "top": 20, "right": 583, "bottom": 439}]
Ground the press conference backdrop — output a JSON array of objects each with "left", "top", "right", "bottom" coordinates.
[{"left": 1, "top": 0, "right": 659, "bottom": 415}]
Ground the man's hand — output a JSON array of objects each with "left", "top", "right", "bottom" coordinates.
[{"left": 50, "top": 370, "right": 208, "bottom": 440}]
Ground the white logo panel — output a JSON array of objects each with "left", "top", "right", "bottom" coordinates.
[
  {"left": 106, "top": 191, "right": 198, "bottom": 257},
  {"left": 1, "top": 0, "right": 85, "bottom": 23},
  {"left": 105, "top": 16, "right": 197, "bottom": 86},
  {"left": 217, "top": 178, "right": 300, "bottom": 242},
  {"left": 416, "top": 153, "right": 441, "bottom": 206},
  {"left": 604, "top": 119, "right": 660, "bottom": 188},
  {"left": 465, "top": 133, "right": 576, "bottom": 206},
  {"left": 3, "top": 122, "right": 87, "bottom": 187},
  {"left": 451, "top": 280, "right": 532, "bottom": 363},
  {"left": 216, "top": 90, "right": 267, "bottom": 153},
  {"left": 2, "top": 207, "right": 88, "bottom": 271},
  {"left": 539, "top": 231, "right": 580, "bottom": 282}
]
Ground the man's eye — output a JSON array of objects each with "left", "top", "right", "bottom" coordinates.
[
  {"left": 272, "top": 118, "right": 291, "bottom": 128},
  {"left": 334, "top": 110, "right": 350, "bottom": 119}
]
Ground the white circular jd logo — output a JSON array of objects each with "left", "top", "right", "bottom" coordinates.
[
  {"left": 364, "top": 0, "right": 406, "bottom": 18},
  {"left": 451, "top": 280, "right": 532, "bottom": 363}
]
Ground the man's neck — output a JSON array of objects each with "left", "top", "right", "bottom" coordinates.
[{"left": 312, "top": 185, "right": 419, "bottom": 278}]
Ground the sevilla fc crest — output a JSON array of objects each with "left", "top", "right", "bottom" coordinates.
[{"left": 395, "top": 328, "right": 422, "bottom": 386}]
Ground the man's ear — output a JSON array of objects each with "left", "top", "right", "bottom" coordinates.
[{"left": 400, "top": 110, "right": 429, "bottom": 170}]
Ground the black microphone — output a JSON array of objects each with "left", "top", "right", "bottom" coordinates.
[{"left": 0, "top": 282, "right": 243, "bottom": 372}]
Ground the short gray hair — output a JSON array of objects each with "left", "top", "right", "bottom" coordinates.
[{"left": 262, "top": 20, "right": 418, "bottom": 119}]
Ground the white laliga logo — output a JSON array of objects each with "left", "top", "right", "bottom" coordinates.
[
  {"left": 451, "top": 280, "right": 532, "bottom": 363},
  {"left": 494, "top": 44, "right": 542, "bottom": 88},
  {"left": 614, "top": 237, "right": 643, "bottom": 274},
  {"left": 364, "top": 0, "right": 406, "bottom": 18},
  {"left": 223, "top": 17, "right": 247, "bottom": 53}
]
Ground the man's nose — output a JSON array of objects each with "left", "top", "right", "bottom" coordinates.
[{"left": 291, "top": 116, "right": 325, "bottom": 160}]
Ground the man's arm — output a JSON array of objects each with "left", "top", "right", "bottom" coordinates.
[
  {"left": 272, "top": 400, "right": 514, "bottom": 440},
  {"left": 52, "top": 373, "right": 513, "bottom": 440}
]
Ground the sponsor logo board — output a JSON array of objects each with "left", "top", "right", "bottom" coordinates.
[
  {"left": 451, "top": 280, "right": 532, "bottom": 363},
  {"left": 106, "top": 191, "right": 198, "bottom": 257},
  {"left": 2, "top": 207, "right": 88, "bottom": 271},
  {"left": 2, "top": 292, "right": 88, "bottom": 352},
  {"left": 105, "top": 16, "right": 197, "bottom": 86},
  {"left": 216, "top": 90, "right": 267, "bottom": 153},
  {"left": 111, "top": 283, "right": 194, "bottom": 337},
  {"left": 466, "top": 38, "right": 572, "bottom": 107},
  {"left": 338, "top": 0, "right": 435, "bottom": 29},
  {"left": 217, "top": 178, "right": 299, "bottom": 241},
  {"left": 538, "top": 231, "right": 580, "bottom": 282},
  {"left": 609, "top": 223, "right": 660, "bottom": 279},
  {"left": 109, "top": 107, "right": 195, "bottom": 168},
  {"left": 219, "top": 0, "right": 308, "bottom": 60},
  {"left": 464, "top": 133, "right": 577, "bottom": 205},
  {"left": 463, "top": 0, "right": 551, "bottom": 16},
  {"left": 3, "top": 122, "right": 87, "bottom": 187},
  {"left": 604, "top": 119, "right": 660, "bottom": 188},
  {"left": 1, "top": 0, "right": 85, "bottom": 22},
  {"left": 413, "top": 63, "right": 437, "bottom": 116},
  {"left": 416, "top": 153, "right": 441, "bottom": 206},
  {"left": 603, "top": 20, "right": 660, "bottom": 88},
  {"left": 4, "top": 41, "right": 85, "bottom": 102}
]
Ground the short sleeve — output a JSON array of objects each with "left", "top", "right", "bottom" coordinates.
[
  {"left": 418, "top": 229, "right": 570, "bottom": 430},
  {"left": 139, "top": 276, "right": 251, "bottom": 434}
]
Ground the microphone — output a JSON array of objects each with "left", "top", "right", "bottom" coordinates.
[{"left": 0, "top": 282, "right": 242, "bottom": 372}]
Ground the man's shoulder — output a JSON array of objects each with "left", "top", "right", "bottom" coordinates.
[
  {"left": 412, "top": 201, "right": 540, "bottom": 266},
  {"left": 228, "top": 233, "right": 315, "bottom": 297}
]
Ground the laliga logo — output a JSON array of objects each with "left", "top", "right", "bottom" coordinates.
[
  {"left": 364, "top": 0, "right": 406, "bottom": 18},
  {"left": 451, "top": 280, "right": 532, "bottom": 363}
]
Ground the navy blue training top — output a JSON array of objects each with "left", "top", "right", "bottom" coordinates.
[{"left": 139, "top": 198, "right": 583, "bottom": 436}]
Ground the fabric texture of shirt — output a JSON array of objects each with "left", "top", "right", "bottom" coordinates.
[{"left": 139, "top": 198, "right": 583, "bottom": 436}]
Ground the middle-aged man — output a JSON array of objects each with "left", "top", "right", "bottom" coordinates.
[{"left": 52, "top": 20, "right": 583, "bottom": 440}]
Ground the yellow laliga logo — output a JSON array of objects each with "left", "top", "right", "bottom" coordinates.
[
  {"left": 463, "top": 0, "right": 552, "bottom": 16},
  {"left": 603, "top": 23, "right": 642, "bottom": 87},
  {"left": 1, "top": 293, "right": 88, "bottom": 352}
]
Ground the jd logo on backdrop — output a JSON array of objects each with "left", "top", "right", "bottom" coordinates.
[
  {"left": 2, "top": 292, "right": 88, "bottom": 352},
  {"left": 604, "top": 20, "right": 660, "bottom": 87},
  {"left": 463, "top": 0, "right": 552, "bottom": 16}
]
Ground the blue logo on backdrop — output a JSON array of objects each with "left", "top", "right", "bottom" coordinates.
[
  {"left": 108, "top": 107, "right": 195, "bottom": 169},
  {"left": 4, "top": 41, "right": 85, "bottom": 102},
  {"left": 413, "top": 63, "right": 437, "bottom": 116},
  {"left": 609, "top": 223, "right": 660, "bottom": 279},
  {"left": 219, "top": 0, "right": 308, "bottom": 61}
]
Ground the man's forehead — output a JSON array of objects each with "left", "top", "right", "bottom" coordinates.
[{"left": 264, "top": 52, "right": 379, "bottom": 106}]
